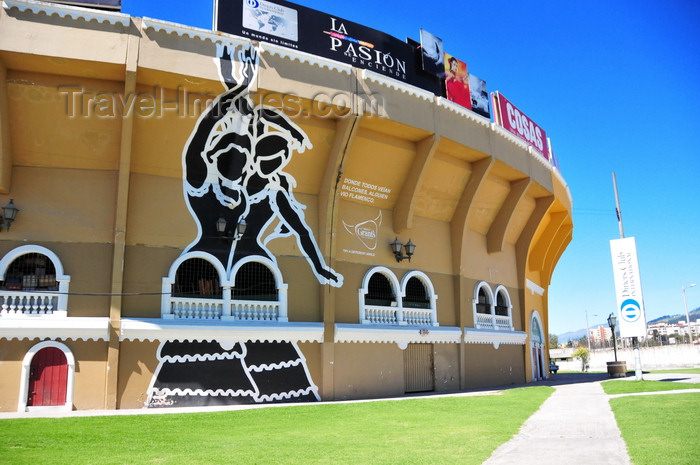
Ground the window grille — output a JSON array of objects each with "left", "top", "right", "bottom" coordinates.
[
  {"left": 0, "top": 253, "right": 57, "bottom": 291},
  {"left": 173, "top": 258, "right": 221, "bottom": 298},
  {"left": 495, "top": 291, "right": 509, "bottom": 316},
  {"left": 233, "top": 262, "right": 277, "bottom": 301},
  {"left": 403, "top": 277, "right": 430, "bottom": 309},
  {"left": 476, "top": 287, "right": 491, "bottom": 314},
  {"left": 366, "top": 273, "right": 395, "bottom": 307}
]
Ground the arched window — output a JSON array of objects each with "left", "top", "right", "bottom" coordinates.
[
  {"left": 477, "top": 287, "right": 491, "bottom": 314},
  {"left": 173, "top": 258, "right": 222, "bottom": 299},
  {"left": 359, "top": 268, "right": 438, "bottom": 326},
  {"left": 0, "top": 245, "right": 70, "bottom": 317},
  {"left": 162, "top": 253, "right": 288, "bottom": 322},
  {"left": 1, "top": 253, "right": 58, "bottom": 291},
  {"left": 233, "top": 262, "right": 278, "bottom": 301},
  {"left": 400, "top": 271, "right": 438, "bottom": 326},
  {"left": 366, "top": 273, "right": 396, "bottom": 307},
  {"left": 473, "top": 282, "right": 513, "bottom": 331},
  {"left": 494, "top": 286, "right": 511, "bottom": 317},
  {"left": 403, "top": 277, "right": 430, "bottom": 309}
]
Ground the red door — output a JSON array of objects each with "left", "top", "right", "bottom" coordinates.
[{"left": 28, "top": 347, "right": 68, "bottom": 407}]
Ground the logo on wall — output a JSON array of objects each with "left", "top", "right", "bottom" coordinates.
[{"left": 343, "top": 211, "right": 382, "bottom": 250}]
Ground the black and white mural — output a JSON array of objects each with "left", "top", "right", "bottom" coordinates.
[{"left": 147, "top": 42, "right": 342, "bottom": 407}]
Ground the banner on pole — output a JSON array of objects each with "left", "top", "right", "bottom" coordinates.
[{"left": 610, "top": 237, "right": 647, "bottom": 338}]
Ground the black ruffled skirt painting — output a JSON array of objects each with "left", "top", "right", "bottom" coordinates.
[{"left": 147, "top": 340, "right": 320, "bottom": 407}]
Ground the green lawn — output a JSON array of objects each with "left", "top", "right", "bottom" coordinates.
[
  {"left": 0, "top": 386, "right": 553, "bottom": 465},
  {"left": 610, "top": 393, "right": 699, "bottom": 465},
  {"left": 602, "top": 379, "right": 700, "bottom": 395},
  {"left": 604, "top": 375, "right": 700, "bottom": 465}
]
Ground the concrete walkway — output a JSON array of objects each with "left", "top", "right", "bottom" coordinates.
[
  {"left": 483, "top": 372, "right": 700, "bottom": 465},
  {"left": 484, "top": 375, "right": 630, "bottom": 465}
]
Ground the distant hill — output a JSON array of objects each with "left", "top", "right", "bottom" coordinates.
[{"left": 556, "top": 307, "right": 700, "bottom": 342}]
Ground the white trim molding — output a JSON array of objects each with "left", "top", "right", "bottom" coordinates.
[
  {"left": 0, "top": 317, "right": 109, "bottom": 341},
  {"left": 120, "top": 318, "right": 323, "bottom": 343},
  {"left": 361, "top": 69, "right": 435, "bottom": 101},
  {"left": 335, "top": 323, "right": 461, "bottom": 349},
  {"left": 3, "top": 0, "right": 130, "bottom": 26},
  {"left": 259, "top": 42, "right": 353, "bottom": 75},
  {"left": 436, "top": 97, "right": 491, "bottom": 127},
  {"left": 463, "top": 328, "right": 527, "bottom": 349},
  {"left": 526, "top": 279, "right": 545, "bottom": 296}
]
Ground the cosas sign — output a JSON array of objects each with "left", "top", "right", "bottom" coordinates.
[{"left": 492, "top": 92, "right": 549, "bottom": 160}]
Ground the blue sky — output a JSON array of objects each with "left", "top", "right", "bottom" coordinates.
[{"left": 121, "top": 0, "right": 700, "bottom": 336}]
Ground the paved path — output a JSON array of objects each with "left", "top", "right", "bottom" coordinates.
[
  {"left": 483, "top": 377, "right": 630, "bottom": 464},
  {"left": 483, "top": 372, "right": 700, "bottom": 465}
]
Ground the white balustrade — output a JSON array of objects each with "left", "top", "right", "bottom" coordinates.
[
  {"left": 0, "top": 292, "right": 58, "bottom": 316},
  {"left": 361, "top": 304, "right": 439, "bottom": 326},
  {"left": 229, "top": 300, "right": 282, "bottom": 322},
  {"left": 475, "top": 312, "right": 513, "bottom": 330},
  {"left": 403, "top": 309, "right": 434, "bottom": 326},
  {"left": 168, "top": 297, "right": 223, "bottom": 320},
  {"left": 362, "top": 305, "right": 399, "bottom": 325}
]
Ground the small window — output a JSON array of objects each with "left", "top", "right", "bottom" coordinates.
[
  {"left": 495, "top": 291, "right": 509, "bottom": 316},
  {"left": 366, "top": 273, "right": 395, "bottom": 307},
  {"left": 0, "top": 253, "right": 58, "bottom": 291},
  {"left": 233, "top": 262, "right": 277, "bottom": 301},
  {"left": 476, "top": 287, "right": 491, "bottom": 314},
  {"left": 173, "top": 258, "right": 221, "bottom": 298},
  {"left": 403, "top": 277, "right": 430, "bottom": 309}
]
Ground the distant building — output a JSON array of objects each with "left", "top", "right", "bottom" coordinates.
[{"left": 588, "top": 326, "right": 612, "bottom": 346}]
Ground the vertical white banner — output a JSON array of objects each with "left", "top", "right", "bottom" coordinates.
[{"left": 610, "top": 237, "right": 647, "bottom": 338}]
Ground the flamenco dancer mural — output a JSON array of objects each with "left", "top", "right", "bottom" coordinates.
[{"left": 147, "top": 42, "right": 343, "bottom": 407}]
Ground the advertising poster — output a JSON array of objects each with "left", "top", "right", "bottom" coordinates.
[
  {"left": 419, "top": 29, "right": 444, "bottom": 77},
  {"left": 443, "top": 53, "right": 471, "bottom": 109},
  {"left": 216, "top": 0, "right": 442, "bottom": 95},
  {"left": 468, "top": 74, "right": 490, "bottom": 118},
  {"left": 492, "top": 92, "right": 549, "bottom": 160},
  {"left": 610, "top": 237, "right": 648, "bottom": 338}
]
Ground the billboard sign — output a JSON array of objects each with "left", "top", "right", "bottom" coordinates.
[
  {"left": 491, "top": 92, "right": 549, "bottom": 160},
  {"left": 443, "top": 53, "right": 471, "bottom": 109},
  {"left": 610, "top": 237, "right": 647, "bottom": 338},
  {"left": 216, "top": 0, "right": 441, "bottom": 94}
]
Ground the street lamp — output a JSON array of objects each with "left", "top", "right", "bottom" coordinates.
[
  {"left": 607, "top": 313, "right": 618, "bottom": 362},
  {"left": 683, "top": 283, "right": 697, "bottom": 342}
]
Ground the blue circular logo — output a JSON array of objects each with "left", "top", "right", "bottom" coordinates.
[
  {"left": 246, "top": 0, "right": 260, "bottom": 8},
  {"left": 620, "top": 299, "right": 641, "bottom": 322}
]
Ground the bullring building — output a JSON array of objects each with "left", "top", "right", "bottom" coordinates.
[{"left": 0, "top": 0, "right": 572, "bottom": 412}]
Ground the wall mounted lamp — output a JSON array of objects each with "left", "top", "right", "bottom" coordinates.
[
  {"left": 216, "top": 216, "right": 247, "bottom": 241},
  {"left": 0, "top": 199, "right": 19, "bottom": 232},
  {"left": 390, "top": 237, "right": 416, "bottom": 262}
]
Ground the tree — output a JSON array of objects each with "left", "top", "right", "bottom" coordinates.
[
  {"left": 573, "top": 347, "right": 590, "bottom": 372},
  {"left": 549, "top": 333, "right": 559, "bottom": 348}
]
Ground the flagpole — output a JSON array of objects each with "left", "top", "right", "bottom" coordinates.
[{"left": 612, "top": 172, "right": 643, "bottom": 380}]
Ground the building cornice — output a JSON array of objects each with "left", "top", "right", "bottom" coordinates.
[
  {"left": 463, "top": 328, "right": 528, "bottom": 349},
  {"left": 0, "top": 316, "right": 109, "bottom": 341},
  {"left": 120, "top": 318, "right": 323, "bottom": 343},
  {"left": 335, "top": 323, "right": 461, "bottom": 349},
  {"left": 2, "top": 0, "right": 130, "bottom": 26}
]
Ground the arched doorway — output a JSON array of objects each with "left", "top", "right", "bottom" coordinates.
[
  {"left": 19, "top": 341, "right": 75, "bottom": 412},
  {"left": 28, "top": 347, "right": 67, "bottom": 407},
  {"left": 530, "top": 312, "right": 545, "bottom": 381}
]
